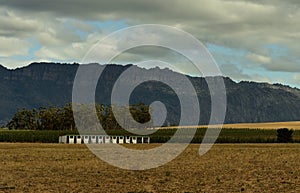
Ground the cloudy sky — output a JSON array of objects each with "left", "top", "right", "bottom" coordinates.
[{"left": 0, "top": 0, "right": 299, "bottom": 87}]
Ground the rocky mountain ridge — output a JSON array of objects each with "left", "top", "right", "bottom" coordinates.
[{"left": 0, "top": 62, "right": 300, "bottom": 126}]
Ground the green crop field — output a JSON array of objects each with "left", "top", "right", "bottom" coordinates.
[{"left": 1, "top": 128, "right": 300, "bottom": 143}]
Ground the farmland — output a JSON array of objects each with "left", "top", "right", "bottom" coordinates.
[
  {"left": 1, "top": 127, "right": 300, "bottom": 143},
  {"left": 1, "top": 143, "right": 300, "bottom": 192},
  {"left": 1, "top": 122, "right": 300, "bottom": 192},
  {"left": 163, "top": 121, "right": 300, "bottom": 130}
]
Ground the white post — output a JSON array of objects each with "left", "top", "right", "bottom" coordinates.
[
  {"left": 112, "top": 136, "right": 117, "bottom": 144},
  {"left": 69, "top": 136, "right": 74, "bottom": 144},
  {"left": 76, "top": 136, "right": 82, "bottom": 144},
  {"left": 62, "top": 136, "right": 67, "bottom": 143},
  {"left": 125, "top": 136, "right": 130, "bottom": 144},
  {"left": 119, "top": 136, "right": 124, "bottom": 144},
  {"left": 97, "top": 136, "right": 103, "bottom": 143},
  {"left": 132, "top": 136, "right": 137, "bottom": 144},
  {"left": 105, "top": 136, "right": 111, "bottom": 143},
  {"left": 91, "top": 136, "right": 97, "bottom": 144}
]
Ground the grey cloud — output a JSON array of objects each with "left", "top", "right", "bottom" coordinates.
[
  {"left": 0, "top": 0, "right": 299, "bottom": 74},
  {"left": 0, "top": 8, "right": 40, "bottom": 37},
  {"left": 263, "top": 57, "right": 300, "bottom": 72},
  {"left": 0, "top": 0, "right": 163, "bottom": 20},
  {"left": 220, "top": 64, "right": 251, "bottom": 81},
  {"left": 220, "top": 63, "right": 273, "bottom": 84}
]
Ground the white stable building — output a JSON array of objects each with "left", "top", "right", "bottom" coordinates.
[{"left": 59, "top": 135, "right": 150, "bottom": 144}]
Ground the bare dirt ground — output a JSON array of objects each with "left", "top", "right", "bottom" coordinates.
[
  {"left": 163, "top": 121, "right": 300, "bottom": 130},
  {"left": 1, "top": 143, "right": 300, "bottom": 193}
]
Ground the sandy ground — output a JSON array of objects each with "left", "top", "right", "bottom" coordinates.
[
  {"left": 162, "top": 121, "right": 300, "bottom": 130},
  {"left": 1, "top": 143, "right": 300, "bottom": 193}
]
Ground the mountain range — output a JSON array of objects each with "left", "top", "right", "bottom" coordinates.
[{"left": 1, "top": 62, "right": 300, "bottom": 126}]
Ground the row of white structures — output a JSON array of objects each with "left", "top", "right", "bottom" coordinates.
[{"left": 59, "top": 135, "right": 150, "bottom": 144}]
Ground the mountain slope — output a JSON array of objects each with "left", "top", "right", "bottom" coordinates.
[{"left": 0, "top": 62, "right": 300, "bottom": 126}]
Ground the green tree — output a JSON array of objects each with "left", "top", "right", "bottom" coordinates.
[
  {"left": 277, "top": 128, "right": 293, "bottom": 143},
  {"left": 7, "top": 108, "right": 38, "bottom": 130},
  {"left": 39, "top": 106, "right": 61, "bottom": 130},
  {"left": 6, "top": 103, "right": 151, "bottom": 131},
  {"left": 60, "top": 103, "right": 75, "bottom": 130},
  {"left": 130, "top": 103, "right": 151, "bottom": 124}
]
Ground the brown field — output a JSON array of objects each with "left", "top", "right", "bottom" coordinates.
[
  {"left": 1, "top": 143, "right": 300, "bottom": 193},
  {"left": 162, "top": 121, "right": 300, "bottom": 130}
]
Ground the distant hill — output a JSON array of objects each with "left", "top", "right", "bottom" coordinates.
[{"left": 0, "top": 62, "right": 300, "bottom": 126}]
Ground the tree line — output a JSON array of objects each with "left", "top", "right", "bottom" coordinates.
[{"left": 6, "top": 103, "right": 151, "bottom": 130}]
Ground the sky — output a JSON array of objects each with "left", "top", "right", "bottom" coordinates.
[{"left": 0, "top": 0, "right": 299, "bottom": 87}]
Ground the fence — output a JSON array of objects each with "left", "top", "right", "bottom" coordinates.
[{"left": 59, "top": 135, "right": 150, "bottom": 144}]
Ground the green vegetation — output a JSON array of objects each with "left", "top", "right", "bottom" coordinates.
[
  {"left": 3, "top": 103, "right": 300, "bottom": 144},
  {"left": 0, "top": 130, "right": 77, "bottom": 143},
  {"left": 6, "top": 103, "right": 151, "bottom": 131},
  {"left": 152, "top": 128, "right": 300, "bottom": 143},
  {"left": 1, "top": 128, "right": 300, "bottom": 143},
  {"left": 277, "top": 128, "right": 294, "bottom": 142}
]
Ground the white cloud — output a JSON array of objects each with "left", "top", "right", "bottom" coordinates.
[
  {"left": 0, "top": 0, "right": 298, "bottom": 82},
  {"left": 0, "top": 37, "right": 30, "bottom": 57},
  {"left": 246, "top": 53, "right": 271, "bottom": 64},
  {"left": 291, "top": 74, "right": 300, "bottom": 86},
  {"left": 35, "top": 32, "right": 107, "bottom": 61},
  {"left": 0, "top": 8, "right": 40, "bottom": 37}
]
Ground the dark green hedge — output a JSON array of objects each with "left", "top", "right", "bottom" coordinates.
[
  {"left": 0, "top": 130, "right": 78, "bottom": 143},
  {"left": 1, "top": 128, "right": 300, "bottom": 143}
]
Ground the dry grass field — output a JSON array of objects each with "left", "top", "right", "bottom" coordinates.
[
  {"left": 162, "top": 121, "right": 300, "bottom": 130},
  {"left": 1, "top": 143, "right": 300, "bottom": 192}
]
